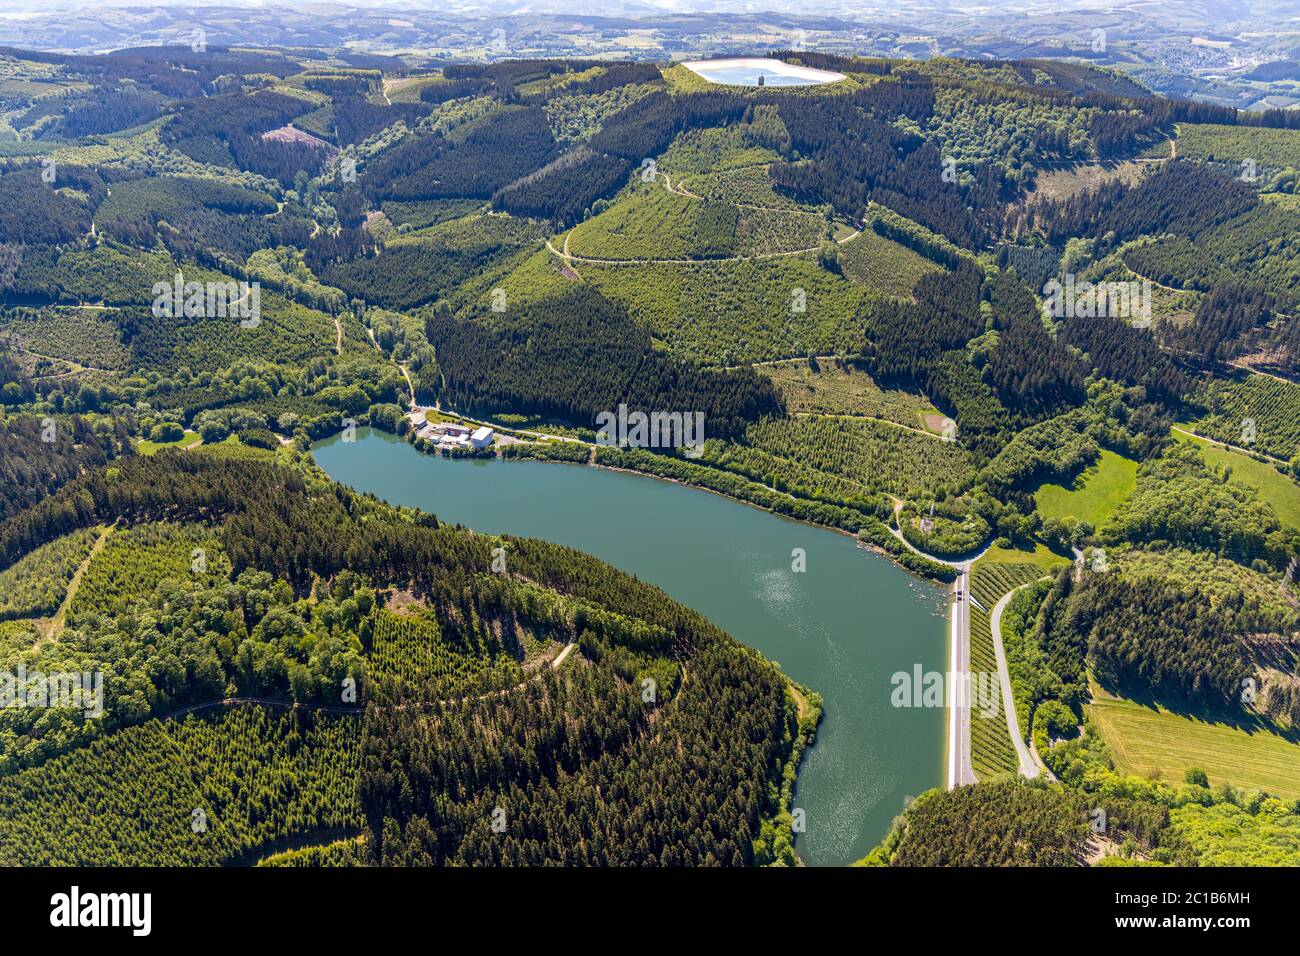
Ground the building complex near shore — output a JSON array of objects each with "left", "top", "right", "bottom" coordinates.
[{"left": 408, "top": 410, "right": 494, "bottom": 450}]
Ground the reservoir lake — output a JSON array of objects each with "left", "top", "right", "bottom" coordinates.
[{"left": 314, "top": 427, "right": 948, "bottom": 865}]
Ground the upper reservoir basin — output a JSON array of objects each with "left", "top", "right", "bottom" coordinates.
[
  {"left": 313, "top": 427, "right": 947, "bottom": 865},
  {"left": 680, "top": 57, "right": 846, "bottom": 87}
]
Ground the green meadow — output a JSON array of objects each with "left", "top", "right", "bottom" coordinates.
[
  {"left": 1034, "top": 448, "right": 1138, "bottom": 529},
  {"left": 1173, "top": 430, "right": 1300, "bottom": 529},
  {"left": 1088, "top": 686, "right": 1300, "bottom": 801}
]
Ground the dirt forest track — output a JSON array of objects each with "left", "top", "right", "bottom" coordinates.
[
  {"left": 156, "top": 641, "right": 581, "bottom": 721},
  {"left": 544, "top": 166, "right": 860, "bottom": 267},
  {"left": 544, "top": 229, "right": 860, "bottom": 267}
]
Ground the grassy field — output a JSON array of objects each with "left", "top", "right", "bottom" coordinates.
[
  {"left": 1172, "top": 429, "right": 1300, "bottom": 529},
  {"left": 1087, "top": 686, "right": 1300, "bottom": 801},
  {"left": 976, "top": 541, "right": 1071, "bottom": 574},
  {"left": 1034, "top": 448, "right": 1138, "bottom": 528},
  {"left": 136, "top": 431, "right": 203, "bottom": 455}
]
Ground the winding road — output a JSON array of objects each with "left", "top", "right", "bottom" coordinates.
[{"left": 988, "top": 583, "right": 1044, "bottom": 779}]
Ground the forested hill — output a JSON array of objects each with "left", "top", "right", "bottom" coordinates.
[
  {"left": 0, "top": 446, "right": 810, "bottom": 866},
  {"left": 0, "top": 41, "right": 1298, "bottom": 867}
]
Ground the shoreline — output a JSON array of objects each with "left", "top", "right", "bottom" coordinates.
[
  {"left": 313, "top": 427, "right": 952, "bottom": 862},
  {"left": 589, "top": 459, "right": 902, "bottom": 562},
  {"left": 387, "top": 420, "right": 962, "bottom": 582},
  {"left": 680, "top": 56, "right": 846, "bottom": 84}
]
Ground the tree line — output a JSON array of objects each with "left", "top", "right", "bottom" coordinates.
[{"left": 425, "top": 285, "right": 784, "bottom": 440}]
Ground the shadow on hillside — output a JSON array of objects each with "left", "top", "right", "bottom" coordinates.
[{"left": 1098, "top": 679, "right": 1300, "bottom": 743}]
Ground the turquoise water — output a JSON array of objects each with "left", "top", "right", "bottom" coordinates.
[
  {"left": 683, "top": 58, "right": 842, "bottom": 87},
  {"left": 313, "top": 428, "right": 948, "bottom": 865},
  {"left": 690, "top": 64, "right": 825, "bottom": 86}
]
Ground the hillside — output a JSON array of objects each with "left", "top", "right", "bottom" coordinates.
[
  {"left": 0, "top": 40, "right": 1297, "bottom": 870},
  {"left": 0, "top": 447, "right": 809, "bottom": 866}
]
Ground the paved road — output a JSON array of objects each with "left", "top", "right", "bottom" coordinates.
[
  {"left": 884, "top": 512, "right": 987, "bottom": 790},
  {"left": 948, "top": 565, "right": 978, "bottom": 788},
  {"left": 989, "top": 584, "right": 1041, "bottom": 779}
]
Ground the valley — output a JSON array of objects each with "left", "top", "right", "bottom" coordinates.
[
  {"left": 0, "top": 22, "right": 1297, "bottom": 873},
  {"left": 313, "top": 426, "right": 948, "bottom": 865}
]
